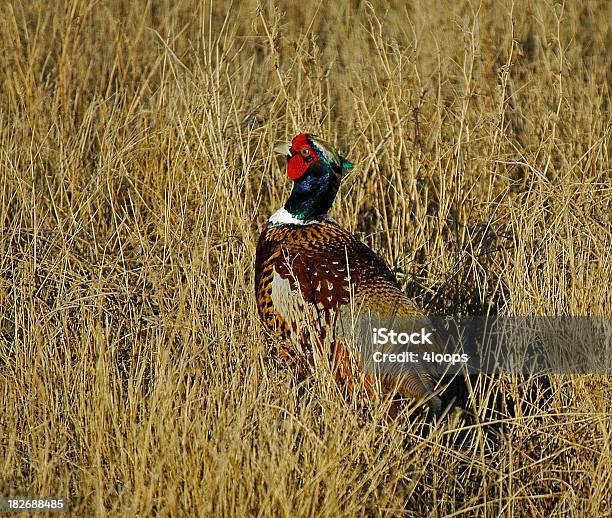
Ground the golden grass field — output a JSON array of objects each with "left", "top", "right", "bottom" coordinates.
[{"left": 1, "top": 0, "right": 611, "bottom": 515}]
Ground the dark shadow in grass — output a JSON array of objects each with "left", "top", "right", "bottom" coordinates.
[{"left": 396, "top": 245, "right": 556, "bottom": 438}]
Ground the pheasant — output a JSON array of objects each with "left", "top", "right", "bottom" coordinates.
[{"left": 255, "top": 133, "right": 442, "bottom": 413}]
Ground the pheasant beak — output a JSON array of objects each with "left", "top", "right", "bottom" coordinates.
[{"left": 273, "top": 141, "right": 292, "bottom": 157}]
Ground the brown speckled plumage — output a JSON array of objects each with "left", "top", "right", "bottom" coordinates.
[{"left": 255, "top": 219, "right": 441, "bottom": 411}]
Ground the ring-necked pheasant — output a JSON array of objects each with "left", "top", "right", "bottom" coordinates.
[{"left": 255, "top": 133, "right": 442, "bottom": 413}]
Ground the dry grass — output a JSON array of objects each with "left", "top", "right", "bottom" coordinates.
[{"left": 1, "top": 0, "right": 611, "bottom": 515}]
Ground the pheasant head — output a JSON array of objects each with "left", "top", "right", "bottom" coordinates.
[{"left": 274, "top": 133, "right": 353, "bottom": 223}]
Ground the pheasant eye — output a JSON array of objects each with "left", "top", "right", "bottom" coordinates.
[{"left": 300, "top": 147, "right": 311, "bottom": 157}]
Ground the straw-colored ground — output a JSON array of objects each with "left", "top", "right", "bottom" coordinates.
[{"left": 1, "top": 0, "right": 610, "bottom": 515}]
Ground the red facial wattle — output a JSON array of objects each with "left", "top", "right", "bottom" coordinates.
[{"left": 287, "top": 133, "right": 320, "bottom": 180}]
